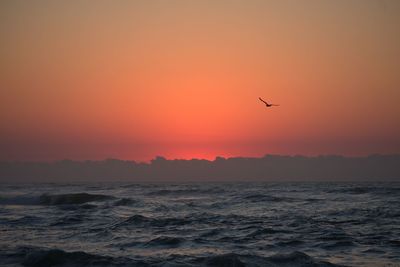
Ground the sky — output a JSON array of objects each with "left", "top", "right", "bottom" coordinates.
[{"left": 1, "top": 0, "right": 400, "bottom": 162}]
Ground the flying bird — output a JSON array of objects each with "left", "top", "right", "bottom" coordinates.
[{"left": 259, "top": 97, "right": 280, "bottom": 107}]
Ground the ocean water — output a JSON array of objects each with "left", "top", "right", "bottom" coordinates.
[{"left": 0, "top": 182, "right": 399, "bottom": 267}]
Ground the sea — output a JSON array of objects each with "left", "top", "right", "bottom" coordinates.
[{"left": 0, "top": 182, "right": 399, "bottom": 267}]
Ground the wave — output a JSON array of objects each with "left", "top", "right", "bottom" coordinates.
[
  {"left": 246, "top": 227, "right": 288, "bottom": 238},
  {"left": 196, "top": 251, "right": 345, "bottom": 267},
  {"left": 145, "top": 236, "right": 184, "bottom": 247},
  {"left": 242, "top": 193, "right": 291, "bottom": 202},
  {"left": 50, "top": 214, "right": 88, "bottom": 226},
  {"left": 113, "top": 198, "right": 137, "bottom": 206},
  {"left": 39, "top": 193, "right": 114, "bottom": 205},
  {"left": 325, "top": 185, "right": 400, "bottom": 195},
  {"left": 0, "top": 195, "right": 41, "bottom": 205},
  {"left": 203, "top": 253, "right": 245, "bottom": 266},
  {"left": 276, "top": 240, "right": 305, "bottom": 247},
  {"left": 0, "top": 193, "right": 114, "bottom": 206},
  {"left": 324, "top": 206, "right": 400, "bottom": 222},
  {"left": 116, "top": 213, "right": 259, "bottom": 229},
  {"left": 200, "top": 228, "right": 222, "bottom": 238},
  {"left": 5, "top": 247, "right": 131, "bottom": 267},
  {"left": 146, "top": 188, "right": 225, "bottom": 196},
  {"left": 115, "top": 214, "right": 192, "bottom": 228},
  {"left": 320, "top": 241, "right": 355, "bottom": 249},
  {"left": 389, "top": 240, "right": 400, "bottom": 247},
  {"left": 1, "top": 246, "right": 347, "bottom": 267},
  {"left": 264, "top": 251, "right": 344, "bottom": 266},
  {"left": 0, "top": 215, "right": 43, "bottom": 225},
  {"left": 326, "top": 186, "right": 372, "bottom": 194}
]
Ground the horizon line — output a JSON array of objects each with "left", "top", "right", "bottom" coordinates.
[{"left": 1, "top": 153, "right": 399, "bottom": 164}]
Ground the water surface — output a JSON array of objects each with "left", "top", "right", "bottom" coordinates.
[{"left": 1, "top": 182, "right": 399, "bottom": 266}]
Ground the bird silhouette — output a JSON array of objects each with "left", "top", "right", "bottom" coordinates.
[{"left": 259, "top": 97, "right": 279, "bottom": 107}]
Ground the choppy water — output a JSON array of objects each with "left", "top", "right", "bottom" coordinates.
[{"left": 0, "top": 182, "right": 399, "bottom": 266}]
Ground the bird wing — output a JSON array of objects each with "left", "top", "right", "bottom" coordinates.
[{"left": 259, "top": 97, "right": 268, "bottom": 104}]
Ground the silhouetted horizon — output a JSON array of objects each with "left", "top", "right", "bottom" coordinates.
[
  {"left": 1, "top": 154, "right": 399, "bottom": 182},
  {"left": 2, "top": 153, "right": 400, "bottom": 162}
]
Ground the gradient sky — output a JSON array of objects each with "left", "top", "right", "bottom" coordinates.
[{"left": 1, "top": 0, "right": 400, "bottom": 161}]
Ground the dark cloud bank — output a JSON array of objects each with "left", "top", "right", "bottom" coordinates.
[{"left": 0, "top": 154, "right": 399, "bottom": 182}]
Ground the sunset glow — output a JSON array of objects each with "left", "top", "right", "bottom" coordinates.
[{"left": 1, "top": 0, "right": 400, "bottom": 161}]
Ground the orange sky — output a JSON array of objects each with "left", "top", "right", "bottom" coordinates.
[{"left": 1, "top": 0, "right": 400, "bottom": 161}]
